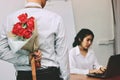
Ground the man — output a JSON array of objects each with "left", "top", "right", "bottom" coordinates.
[{"left": 0, "top": 0, "right": 69, "bottom": 80}]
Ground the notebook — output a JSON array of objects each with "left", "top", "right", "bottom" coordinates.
[{"left": 87, "top": 54, "right": 120, "bottom": 78}]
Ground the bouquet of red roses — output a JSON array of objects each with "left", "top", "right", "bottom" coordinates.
[
  {"left": 8, "top": 13, "right": 39, "bottom": 53},
  {"left": 12, "top": 13, "right": 34, "bottom": 40},
  {"left": 8, "top": 13, "right": 40, "bottom": 80}
]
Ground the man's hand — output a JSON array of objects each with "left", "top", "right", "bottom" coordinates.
[
  {"left": 33, "top": 50, "right": 42, "bottom": 62},
  {"left": 29, "top": 50, "right": 42, "bottom": 68},
  {"left": 34, "top": 50, "right": 42, "bottom": 68}
]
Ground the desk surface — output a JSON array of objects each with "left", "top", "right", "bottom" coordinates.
[{"left": 70, "top": 74, "right": 120, "bottom": 80}]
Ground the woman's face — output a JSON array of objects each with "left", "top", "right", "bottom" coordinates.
[{"left": 80, "top": 35, "right": 93, "bottom": 50}]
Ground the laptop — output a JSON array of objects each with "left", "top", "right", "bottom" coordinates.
[{"left": 87, "top": 54, "right": 120, "bottom": 78}]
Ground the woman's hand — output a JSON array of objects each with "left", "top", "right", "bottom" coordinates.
[
  {"left": 99, "top": 66, "right": 106, "bottom": 73},
  {"left": 89, "top": 69, "right": 100, "bottom": 74},
  {"left": 89, "top": 66, "right": 106, "bottom": 74}
]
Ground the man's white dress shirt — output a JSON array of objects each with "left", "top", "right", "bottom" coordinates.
[
  {"left": 69, "top": 46, "right": 101, "bottom": 74},
  {"left": 0, "top": 2, "right": 69, "bottom": 80}
]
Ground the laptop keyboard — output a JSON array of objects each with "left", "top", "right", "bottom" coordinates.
[
  {"left": 94, "top": 73, "right": 105, "bottom": 76},
  {"left": 87, "top": 71, "right": 106, "bottom": 78}
]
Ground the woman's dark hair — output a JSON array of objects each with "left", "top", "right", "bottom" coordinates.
[{"left": 73, "top": 28, "right": 94, "bottom": 47}]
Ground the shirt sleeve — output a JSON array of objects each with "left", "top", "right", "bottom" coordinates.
[
  {"left": 55, "top": 16, "right": 70, "bottom": 80},
  {"left": 0, "top": 19, "right": 30, "bottom": 66},
  {"left": 93, "top": 53, "right": 102, "bottom": 69}
]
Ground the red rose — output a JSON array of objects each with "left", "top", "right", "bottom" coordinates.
[
  {"left": 12, "top": 22, "right": 22, "bottom": 35},
  {"left": 12, "top": 13, "right": 35, "bottom": 40},
  {"left": 18, "top": 28, "right": 26, "bottom": 37},
  {"left": 23, "top": 30, "right": 32, "bottom": 39},
  {"left": 27, "top": 17, "right": 35, "bottom": 32},
  {"left": 18, "top": 13, "right": 28, "bottom": 23}
]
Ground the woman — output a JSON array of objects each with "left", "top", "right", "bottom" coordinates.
[{"left": 69, "top": 28, "right": 105, "bottom": 74}]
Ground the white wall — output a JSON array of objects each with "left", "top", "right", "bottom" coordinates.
[
  {"left": 71, "top": 0, "right": 114, "bottom": 65},
  {"left": 0, "top": 60, "right": 16, "bottom": 80}
]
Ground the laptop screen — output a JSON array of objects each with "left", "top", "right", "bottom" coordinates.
[{"left": 105, "top": 54, "right": 120, "bottom": 78}]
